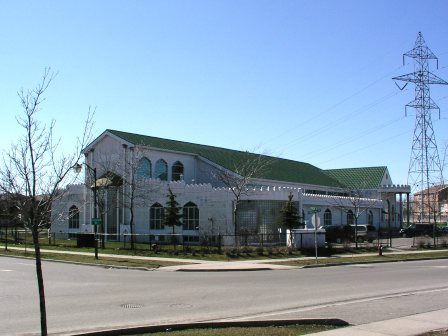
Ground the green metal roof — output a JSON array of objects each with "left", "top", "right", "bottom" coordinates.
[
  {"left": 324, "top": 166, "right": 387, "bottom": 189},
  {"left": 105, "top": 129, "right": 344, "bottom": 188}
]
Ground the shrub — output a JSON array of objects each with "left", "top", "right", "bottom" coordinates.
[
  {"left": 343, "top": 240, "right": 351, "bottom": 251},
  {"left": 224, "top": 247, "right": 239, "bottom": 258},
  {"left": 416, "top": 238, "right": 425, "bottom": 249}
]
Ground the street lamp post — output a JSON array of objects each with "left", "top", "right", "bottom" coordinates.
[{"left": 74, "top": 162, "right": 98, "bottom": 259}]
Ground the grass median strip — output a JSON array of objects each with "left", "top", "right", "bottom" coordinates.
[
  {"left": 272, "top": 250, "right": 448, "bottom": 267},
  {"left": 127, "top": 324, "right": 340, "bottom": 336},
  {"left": 2, "top": 246, "right": 448, "bottom": 269},
  {"left": 0, "top": 249, "right": 189, "bottom": 269}
]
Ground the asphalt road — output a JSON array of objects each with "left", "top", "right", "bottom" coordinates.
[{"left": 1, "top": 256, "right": 448, "bottom": 335}]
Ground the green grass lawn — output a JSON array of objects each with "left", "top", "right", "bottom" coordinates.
[
  {"left": 2, "top": 240, "right": 314, "bottom": 261},
  {"left": 2, "top": 245, "right": 448, "bottom": 270},
  {"left": 273, "top": 250, "right": 448, "bottom": 267},
  {"left": 0, "top": 249, "right": 188, "bottom": 269}
]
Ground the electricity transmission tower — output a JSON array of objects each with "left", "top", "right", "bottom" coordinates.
[{"left": 393, "top": 32, "right": 447, "bottom": 223}]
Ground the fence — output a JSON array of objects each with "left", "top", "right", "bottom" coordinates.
[
  {"left": 2, "top": 228, "right": 448, "bottom": 252},
  {"left": 0, "top": 229, "right": 286, "bottom": 250}
]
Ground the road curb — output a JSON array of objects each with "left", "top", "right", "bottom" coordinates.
[
  {"left": 65, "top": 318, "right": 349, "bottom": 336},
  {"left": 175, "top": 267, "right": 274, "bottom": 272},
  {"left": 0, "top": 252, "right": 158, "bottom": 271},
  {"left": 302, "top": 255, "right": 448, "bottom": 268}
]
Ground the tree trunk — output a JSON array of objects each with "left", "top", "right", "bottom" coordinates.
[
  {"left": 233, "top": 202, "right": 238, "bottom": 247},
  {"left": 32, "top": 228, "right": 48, "bottom": 336},
  {"left": 4, "top": 226, "right": 8, "bottom": 251},
  {"left": 172, "top": 225, "right": 176, "bottom": 251},
  {"left": 130, "top": 208, "right": 135, "bottom": 251}
]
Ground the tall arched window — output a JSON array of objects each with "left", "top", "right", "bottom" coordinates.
[
  {"left": 347, "top": 210, "right": 354, "bottom": 225},
  {"left": 136, "top": 157, "right": 152, "bottom": 179},
  {"left": 69, "top": 205, "right": 79, "bottom": 229},
  {"left": 155, "top": 159, "right": 168, "bottom": 181},
  {"left": 183, "top": 202, "right": 199, "bottom": 231},
  {"left": 368, "top": 210, "right": 373, "bottom": 225},
  {"left": 150, "top": 203, "right": 164, "bottom": 230},
  {"left": 324, "top": 209, "right": 332, "bottom": 226},
  {"left": 172, "top": 161, "right": 184, "bottom": 181}
]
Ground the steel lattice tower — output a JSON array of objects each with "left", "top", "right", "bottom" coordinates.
[{"left": 393, "top": 32, "right": 447, "bottom": 223}]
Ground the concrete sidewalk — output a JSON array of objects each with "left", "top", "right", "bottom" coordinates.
[{"left": 307, "top": 308, "right": 448, "bottom": 336}]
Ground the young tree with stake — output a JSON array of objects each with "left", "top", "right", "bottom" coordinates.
[{"left": 0, "top": 69, "right": 94, "bottom": 336}]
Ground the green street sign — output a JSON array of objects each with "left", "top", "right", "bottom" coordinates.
[
  {"left": 307, "top": 207, "right": 321, "bottom": 214},
  {"left": 91, "top": 218, "right": 102, "bottom": 226}
]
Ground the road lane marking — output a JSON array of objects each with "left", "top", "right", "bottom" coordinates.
[{"left": 214, "top": 286, "right": 448, "bottom": 321}]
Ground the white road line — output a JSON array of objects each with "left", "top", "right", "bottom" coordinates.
[{"left": 215, "top": 287, "right": 448, "bottom": 321}]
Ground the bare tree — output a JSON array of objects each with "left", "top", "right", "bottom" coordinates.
[
  {"left": 212, "top": 151, "right": 274, "bottom": 245},
  {"left": 329, "top": 187, "right": 379, "bottom": 249},
  {"left": 93, "top": 146, "right": 160, "bottom": 250},
  {"left": 0, "top": 69, "right": 94, "bottom": 336}
]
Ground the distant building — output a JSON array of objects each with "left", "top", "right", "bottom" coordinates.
[
  {"left": 411, "top": 185, "right": 448, "bottom": 224},
  {"left": 51, "top": 129, "right": 410, "bottom": 244}
]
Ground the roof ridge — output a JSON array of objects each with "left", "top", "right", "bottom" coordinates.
[
  {"left": 324, "top": 166, "right": 387, "bottom": 171},
  {"left": 108, "top": 129, "right": 274, "bottom": 157},
  {"left": 101, "top": 129, "right": 349, "bottom": 188}
]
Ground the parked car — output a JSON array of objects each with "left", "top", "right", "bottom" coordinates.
[
  {"left": 399, "top": 224, "right": 439, "bottom": 238},
  {"left": 349, "top": 224, "right": 377, "bottom": 243},
  {"left": 439, "top": 226, "right": 448, "bottom": 235},
  {"left": 322, "top": 225, "right": 351, "bottom": 244}
]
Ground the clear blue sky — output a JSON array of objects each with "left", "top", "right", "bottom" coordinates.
[{"left": 1, "top": 0, "right": 448, "bottom": 185}]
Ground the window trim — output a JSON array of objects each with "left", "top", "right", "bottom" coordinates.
[
  {"left": 149, "top": 203, "right": 165, "bottom": 230},
  {"left": 68, "top": 205, "right": 80, "bottom": 229},
  {"left": 154, "top": 159, "right": 168, "bottom": 181},
  {"left": 136, "top": 157, "right": 152, "bottom": 179},
  {"left": 172, "top": 161, "right": 184, "bottom": 181},
  {"left": 183, "top": 202, "right": 199, "bottom": 231}
]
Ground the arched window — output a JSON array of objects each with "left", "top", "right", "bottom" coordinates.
[
  {"left": 347, "top": 210, "right": 354, "bottom": 225},
  {"left": 172, "top": 161, "right": 184, "bottom": 181},
  {"left": 136, "top": 157, "right": 152, "bottom": 179},
  {"left": 368, "top": 210, "right": 373, "bottom": 225},
  {"left": 183, "top": 202, "right": 199, "bottom": 231},
  {"left": 155, "top": 159, "right": 168, "bottom": 181},
  {"left": 324, "top": 209, "right": 332, "bottom": 226},
  {"left": 69, "top": 205, "right": 79, "bottom": 229},
  {"left": 150, "top": 203, "right": 164, "bottom": 230}
]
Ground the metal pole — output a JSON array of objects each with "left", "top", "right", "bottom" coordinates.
[
  {"left": 314, "top": 212, "right": 318, "bottom": 261},
  {"left": 93, "top": 167, "right": 98, "bottom": 259},
  {"left": 4, "top": 225, "right": 8, "bottom": 251}
]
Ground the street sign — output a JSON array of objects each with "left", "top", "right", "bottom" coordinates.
[
  {"left": 311, "top": 214, "right": 321, "bottom": 227},
  {"left": 307, "top": 207, "right": 321, "bottom": 214},
  {"left": 91, "top": 218, "right": 102, "bottom": 226}
]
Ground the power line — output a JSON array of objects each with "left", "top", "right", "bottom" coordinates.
[
  {"left": 300, "top": 116, "right": 406, "bottom": 161},
  {"left": 263, "top": 63, "right": 406, "bottom": 147},
  {"left": 315, "top": 129, "right": 410, "bottom": 166},
  {"left": 276, "top": 88, "right": 403, "bottom": 156}
]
